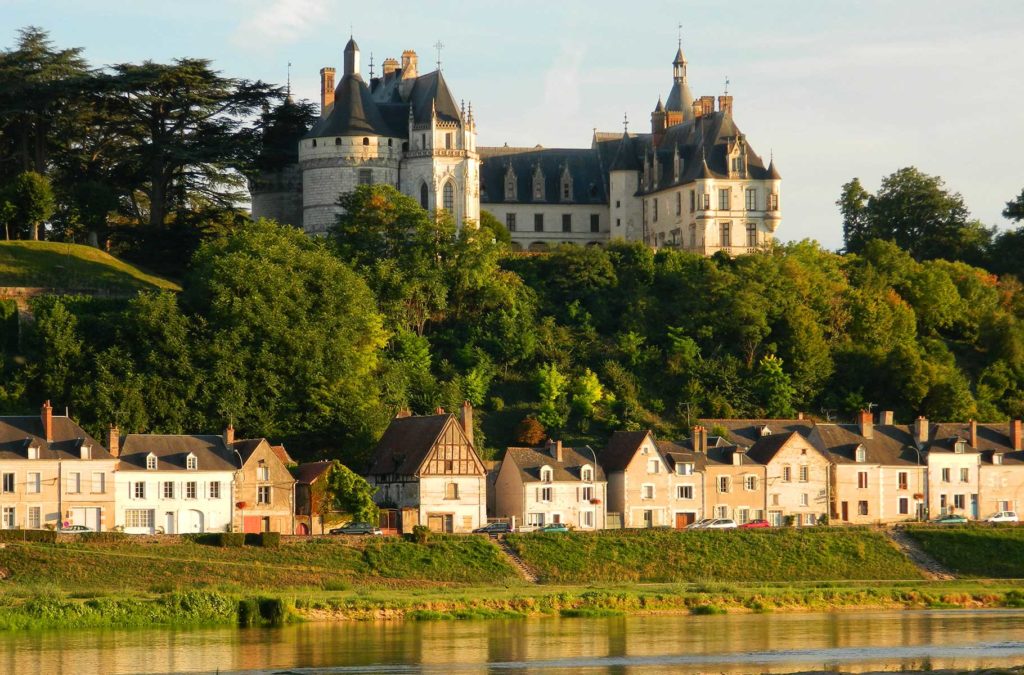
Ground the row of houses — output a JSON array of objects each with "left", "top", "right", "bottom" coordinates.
[{"left": 364, "top": 406, "right": 1024, "bottom": 532}]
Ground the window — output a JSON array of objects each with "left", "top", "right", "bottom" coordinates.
[
  {"left": 27, "top": 506, "right": 40, "bottom": 529},
  {"left": 388, "top": 138, "right": 393, "bottom": 147},
  {"left": 311, "top": 139, "right": 317, "bottom": 148},
  {"left": 534, "top": 214, "right": 544, "bottom": 232},
  {"left": 445, "top": 460, "right": 454, "bottom": 473},
  {"left": 445, "top": 482, "right": 459, "bottom": 500},
  {"left": 258, "top": 486, "right": 271, "bottom": 504},
  {"left": 582, "top": 486, "right": 593, "bottom": 501},
  {"left": 358, "top": 169, "right": 372, "bottom": 185},
  {"left": 362, "top": 137, "right": 370, "bottom": 146},
  {"left": 954, "top": 494, "right": 966, "bottom": 510},
  {"left": 125, "top": 509, "right": 153, "bottom": 529},
  {"left": 805, "top": 513, "right": 817, "bottom": 526},
  {"left": 960, "top": 468, "right": 969, "bottom": 483},
  {"left": 445, "top": 132, "right": 452, "bottom": 149},
  {"left": 67, "top": 472, "right": 81, "bottom": 494},
  {"left": 689, "top": 190, "right": 696, "bottom": 212},
  {"left": 799, "top": 466, "right": 809, "bottom": 483},
  {"left": 800, "top": 493, "right": 809, "bottom": 506},
  {"left": 940, "top": 494, "right": 947, "bottom": 509},
  {"left": 715, "top": 505, "right": 729, "bottom": 519},
  {"left": 642, "top": 484, "right": 655, "bottom": 500},
  {"left": 334, "top": 137, "right": 341, "bottom": 145},
  {"left": 582, "top": 511, "right": 594, "bottom": 528},
  {"left": 737, "top": 508, "right": 750, "bottom": 524},
  {"left": 898, "top": 497, "right": 909, "bottom": 515},
  {"left": 420, "top": 133, "right": 426, "bottom": 149},
  {"left": 898, "top": 472, "right": 908, "bottom": 490},
  {"left": 257, "top": 464, "right": 270, "bottom": 482},
  {"left": 562, "top": 214, "right": 571, "bottom": 232},
  {"left": 994, "top": 454, "right": 1003, "bottom": 465},
  {"left": 163, "top": 482, "right": 174, "bottom": 499},
  {"left": 506, "top": 213, "right": 516, "bottom": 232},
  {"left": 420, "top": 183, "right": 429, "bottom": 209},
  {"left": 719, "top": 222, "right": 731, "bottom": 247},
  {"left": 745, "top": 188, "right": 757, "bottom": 210},
  {"left": 771, "top": 493, "right": 780, "bottom": 506},
  {"left": 540, "top": 487, "right": 553, "bottom": 502},
  {"left": 653, "top": 199, "right": 658, "bottom": 221},
  {"left": 689, "top": 223, "right": 697, "bottom": 248},
  {"left": 527, "top": 513, "right": 544, "bottom": 527},
  {"left": 858, "top": 500, "right": 869, "bottom": 516},
  {"left": 745, "top": 475, "right": 757, "bottom": 491},
  {"left": 2, "top": 506, "right": 15, "bottom": 529},
  {"left": 858, "top": 471, "right": 868, "bottom": 489},
  {"left": 718, "top": 188, "right": 730, "bottom": 210},
  {"left": 590, "top": 214, "right": 599, "bottom": 233},
  {"left": 541, "top": 468, "right": 553, "bottom": 482},
  {"left": 718, "top": 476, "right": 730, "bottom": 493},
  {"left": 731, "top": 157, "right": 742, "bottom": 173},
  {"left": 27, "top": 472, "right": 40, "bottom": 494},
  {"left": 782, "top": 466, "right": 792, "bottom": 482},
  {"left": 941, "top": 468, "right": 951, "bottom": 483},
  {"left": 582, "top": 467, "right": 593, "bottom": 481},
  {"left": 701, "top": 193, "right": 711, "bottom": 210},
  {"left": 954, "top": 441, "right": 966, "bottom": 454},
  {"left": 443, "top": 182, "right": 454, "bottom": 211},
  {"left": 676, "top": 462, "right": 693, "bottom": 476},
  {"left": 648, "top": 459, "right": 660, "bottom": 474},
  {"left": 27, "top": 446, "right": 39, "bottom": 459},
  {"left": 91, "top": 472, "right": 105, "bottom": 494},
  {"left": 185, "top": 481, "right": 197, "bottom": 500},
  {"left": 562, "top": 181, "right": 570, "bottom": 200},
  {"left": 768, "top": 193, "right": 779, "bottom": 210},
  {"left": 146, "top": 454, "right": 157, "bottom": 471},
  {"left": 1, "top": 473, "right": 13, "bottom": 493},
  {"left": 133, "top": 482, "right": 146, "bottom": 500},
  {"left": 186, "top": 454, "right": 197, "bottom": 471},
  {"left": 80, "top": 446, "right": 91, "bottom": 460},
  {"left": 677, "top": 485, "right": 694, "bottom": 500},
  {"left": 209, "top": 481, "right": 221, "bottom": 499},
  {"left": 746, "top": 223, "right": 757, "bottom": 247},
  {"left": 533, "top": 173, "right": 544, "bottom": 200},
  {"left": 675, "top": 192, "right": 682, "bottom": 215}
]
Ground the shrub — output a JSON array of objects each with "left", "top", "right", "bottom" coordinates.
[
  {"left": 258, "top": 532, "right": 281, "bottom": 548},
  {"left": 0, "top": 530, "right": 25, "bottom": 542},
  {"left": 411, "top": 525, "right": 431, "bottom": 545},
  {"left": 237, "top": 598, "right": 260, "bottom": 626},
  {"left": 79, "top": 532, "right": 128, "bottom": 544},
  {"left": 258, "top": 597, "right": 289, "bottom": 625},
  {"left": 218, "top": 533, "right": 245, "bottom": 548},
  {"left": 23, "top": 530, "right": 57, "bottom": 543}
]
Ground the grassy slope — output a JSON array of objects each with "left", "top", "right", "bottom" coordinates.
[
  {"left": 905, "top": 526, "right": 1024, "bottom": 577},
  {"left": 0, "top": 241, "right": 179, "bottom": 292},
  {"left": 0, "top": 537, "right": 519, "bottom": 594},
  {"left": 507, "top": 529, "right": 923, "bottom": 583}
]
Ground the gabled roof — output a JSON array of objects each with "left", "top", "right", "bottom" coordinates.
[
  {"left": 367, "top": 413, "right": 479, "bottom": 476},
  {"left": 698, "top": 419, "right": 814, "bottom": 449},
  {"left": 809, "top": 424, "right": 922, "bottom": 466},
  {"left": 502, "top": 445, "right": 605, "bottom": 483},
  {"left": 0, "top": 415, "right": 111, "bottom": 461},
  {"left": 745, "top": 431, "right": 802, "bottom": 464},
  {"left": 305, "top": 73, "right": 394, "bottom": 138},
  {"left": 293, "top": 460, "right": 334, "bottom": 485},
  {"left": 478, "top": 146, "right": 608, "bottom": 205},
  {"left": 600, "top": 430, "right": 652, "bottom": 472},
  {"left": 270, "top": 444, "right": 294, "bottom": 465},
  {"left": 118, "top": 434, "right": 238, "bottom": 472}
]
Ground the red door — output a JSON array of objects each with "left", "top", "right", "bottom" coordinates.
[
  {"left": 243, "top": 516, "right": 262, "bottom": 533},
  {"left": 675, "top": 513, "right": 695, "bottom": 529}
]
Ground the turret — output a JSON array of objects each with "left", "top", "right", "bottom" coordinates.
[
  {"left": 651, "top": 96, "right": 667, "bottom": 146},
  {"left": 344, "top": 37, "right": 360, "bottom": 77}
]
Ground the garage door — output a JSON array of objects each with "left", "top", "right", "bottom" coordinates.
[{"left": 71, "top": 507, "right": 101, "bottom": 532}]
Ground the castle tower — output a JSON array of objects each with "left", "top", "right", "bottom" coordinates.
[{"left": 665, "top": 43, "right": 693, "bottom": 126}]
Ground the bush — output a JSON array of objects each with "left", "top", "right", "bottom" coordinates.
[
  {"left": 237, "top": 598, "right": 260, "bottom": 626},
  {"left": 258, "top": 532, "right": 281, "bottom": 548},
  {"left": 0, "top": 529, "right": 26, "bottom": 542},
  {"left": 410, "top": 525, "right": 431, "bottom": 545},
  {"left": 23, "top": 529, "right": 57, "bottom": 543},
  {"left": 79, "top": 532, "right": 128, "bottom": 544},
  {"left": 218, "top": 533, "right": 245, "bottom": 548}
]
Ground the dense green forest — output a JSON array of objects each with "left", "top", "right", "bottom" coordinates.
[{"left": 3, "top": 27, "right": 1024, "bottom": 465}]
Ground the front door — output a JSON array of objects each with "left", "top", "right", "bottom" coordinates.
[
  {"left": 643, "top": 510, "right": 654, "bottom": 528},
  {"left": 841, "top": 502, "right": 849, "bottom": 522},
  {"left": 971, "top": 494, "right": 979, "bottom": 519},
  {"left": 675, "top": 512, "right": 695, "bottom": 529},
  {"left": 243, "top": 516, "right": 262, "bottom": 533},
  {"left": 165, "top": 511, "right": 175, "bottom": 534}
]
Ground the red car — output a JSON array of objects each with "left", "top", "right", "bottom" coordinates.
[{"left": 739, "top": 519, "right": 771, "bottom": 529}]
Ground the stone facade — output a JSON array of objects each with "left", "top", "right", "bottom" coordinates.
[{"left": 232, "top": 438, "right": 296, "bottom": 534}]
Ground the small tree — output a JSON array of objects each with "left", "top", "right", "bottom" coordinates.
[
  {"left": 5, "top": 171, "right": 55, "bottom": 240},
  {"left": 514, "top": 417, "right": 546, "bottom": 446},
  {"left": 536, "top": 362, "right": 568, "bottom": 430}
]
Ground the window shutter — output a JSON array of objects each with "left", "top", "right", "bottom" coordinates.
[{"left": 535, "top": 487, "right": 540, "bottom": 502}]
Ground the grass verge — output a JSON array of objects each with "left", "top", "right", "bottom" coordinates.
[{"left": 0, "top": 241, "right": 179, "bottom": 292}]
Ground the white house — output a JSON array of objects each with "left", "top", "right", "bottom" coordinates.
[{"left": 114, "top": 432, "right": 237, "bottom": 534}]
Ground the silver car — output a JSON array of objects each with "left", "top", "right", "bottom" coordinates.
[{"left": 704, "top": 518, "right": 738, "bottom": 529}]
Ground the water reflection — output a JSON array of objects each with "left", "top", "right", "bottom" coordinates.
[{"left": 1, "top": 610, "right": 1023, "bottom": 674}]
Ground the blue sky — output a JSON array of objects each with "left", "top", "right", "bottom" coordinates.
[{"left": 3, "top": 0, "right": 1022, "bottom": 248}]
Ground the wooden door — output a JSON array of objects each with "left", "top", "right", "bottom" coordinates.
[
  {"left": 675, "top": 512, "right": 694, "bottom": 529},
  {"left": 841, "top": 502, "right": 849, "bottom": 522}
]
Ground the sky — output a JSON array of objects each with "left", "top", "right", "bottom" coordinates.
[{"left": 2, "top": 0, "right": 1023, "bottom": 249}]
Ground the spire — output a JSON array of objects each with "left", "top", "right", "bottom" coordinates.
[
  {"left": 653, "top": 96, "right": 665, "bottom": 113},
  {"left": 286, "top": 61, "right": 293, "bottom": 102},
  {"left": 666, "top": 36, "right": 693, "bottom": 118},
  {"left": 767, "top": 153, "right": 782, "bottom": 180},
  {"left": 344, "top": 37, "right": 361, "bottom": 77}
]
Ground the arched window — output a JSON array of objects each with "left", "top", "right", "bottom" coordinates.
[
  {"left": 362, "top": 137, "right": 370, "bottom": 146},
  {"left": 443, "top": 181, "right": 454, "bottom": 212},
  {"left": 582, "top": 466, "right": 593, "bottom": 482},
  {"left": 311, "top": 139, "right": 317, "bottom": 148},
  {"left": 420, "top": 182, "right": 429, "bottom": 209},
  {"left": 335, "top": 137, "right": 341, "bottom": 145},
  {"left": 855, "top": 446, "right": 866, "bottom": 463},
  {"left": 387, "top": 138, "right": 393, "bottom": 147}
]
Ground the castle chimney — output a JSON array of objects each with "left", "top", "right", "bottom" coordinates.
[
  {"left": 382, "top": 57, "right": 399, "bottom": 79},
  {"left": 692, "top": 425, "right": 707, "bottom": 454},
  {"left": 914, "top": 416, "right": 929, "bottom": 445},
  {"left": 460, "top": 400, "right": 474, "bottom": 447},
  {"left": 319, "top": 67, "right": 336, "bottom": 116},
  {"left": 692, "top": 99, "right": 703, "bottom": 120},
  {"left": 969, "top": 419, "right": 978, "bottom": 449},
  {"left": 400, "top": 50, "right": 418, "bottom": 79},
  {"left": 700, "top": 96, "right": 715, "bottom": 117},
  {"left": 718, "top": 95, "right": 734, "bottom": 115},
  {"left": 1010, "top": 419, "right": 1022, "bottom": 452},
  {"left": 224, "top": 423, "right": 235, "bottom": 448},
  {"left": 107, "top": 425, "right": 119, "bottom": 458},
  {"left": 41, "top": 400, "right": 53, "bottom": 442},
  {"left": 858, "top": 410, "right": 873, "bottom": 439},
  {"left": 879, "top": 410, "right": 894, "bottom": 425}
]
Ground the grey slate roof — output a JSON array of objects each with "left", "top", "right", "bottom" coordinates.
[
  {"left": 809, "top": 424, "right": 922, "bottom": 466},
  {"left": 118, "top": 434, "right": 238, "bottom": 472},
  {"left": 503, "top": 445, "right": 606, "bottom": 483},
  {"left": 0, "top": 415, "right": 110, "bottom": 461},
  {"left": 478, "top": 147, "right": 608, "bottom": 205},
  {"left": 600, "top": 430, "right": 652, "bottom": 472},
  {"left": 697, "top": 419, "right": 814, "bottom": 449},
  {"left": 408, "top": 70, "right": 461, "bottom": 125},
  {"left": 664, "top": 79, "right": 693, "bottom": 117},
  {"left": 608, "top": 132, "right": 642, "bottom": 172},
  {"left": 366, "top": 413, "right": 481, "bottom": 477},
  {"left": 305, "top": 73, "right": 395, "bottom": 138}
]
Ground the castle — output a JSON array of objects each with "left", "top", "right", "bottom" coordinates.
[{"left": 250, "top": 38, "right": 781, "bottom": 255}]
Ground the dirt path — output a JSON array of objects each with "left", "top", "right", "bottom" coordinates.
[{"left": 887, "top": 529, "right": 956, "bottom": 580}]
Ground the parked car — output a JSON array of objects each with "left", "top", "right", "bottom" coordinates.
[
  {"left": 933, "top": 514, "right": 968, "bottom": 524},
  {"left": 537, "top": 523, "right": 569, "bottom": 533},
  {"left": 329, "top": 522, "right": 383, "bottom": 536},
  {"left": 473, "top": 522, "right": 513, "bottom": 534},
  {"left": 986, "top": 511, "right": 1019, "bottom": 523},
  {"left": 704, "top": 519, "right": 738, "bottom": 529},
  {"left": 739, "top": 519, "right": 771, "bottom": 529},
  {"left": 58, "top": 524, "right": 94, "bottom": 533},
  {"left": 686, "top": 518, "right": 716, "bottom": 530}
]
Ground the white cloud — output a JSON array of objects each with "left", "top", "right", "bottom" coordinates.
[{"left": 231, "top": 0, "right": 328, "bottom": 48}]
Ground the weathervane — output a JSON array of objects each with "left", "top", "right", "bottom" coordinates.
[
  {"left": 369, "top": 52, "right": 375, "bottom": 78},
  {"left": 623, "top": 112, "right": 629, "bottom": 133},
  {"left": 724, "top": 76, "right": 730, "bottom": 95},
  {"left": 434, "top": 40, "right": 444, "bottom": 71},
  {"left": 286, "top": 61, "right": 292, "bottom": 99},
  {"left": 677, "top": 23, "right": 683, "bottom": 47}
]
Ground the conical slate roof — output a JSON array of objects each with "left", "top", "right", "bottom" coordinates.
[
  {"left": 665, "top": 79, "right": 693, "bottom": 118},
  {"left": 609, "top": 131, "right": 641, "bottom": 172},
  {"left": 767, "top": 159, "right": 781, "bottom": 179},
  {"left": 653, "top": 96, "right": 665, "bottom": 113},
  {"left": 409, "top": 70, "right": 462, "bottom": 124},
  {"left": 304, "top": 73, "right": 393, "bottom": 138}
]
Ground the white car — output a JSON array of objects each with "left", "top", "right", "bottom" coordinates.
[
  {"left": 686, "top": 518, "right": 715, "bottom": 529},
  {"left": 704, "top": 519, "right": 738, "bottom": 529},
  {"left": 986, "top": 511, "right": 1019, "bottom": 523}
]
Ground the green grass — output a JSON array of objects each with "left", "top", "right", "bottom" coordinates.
[
  {"left": 506, "top": 528, "right": 923, "bottom": 583},
  {"left": 0, "top": 241, "right": 179, "bottom": 292},
  {"left": 905, "top": 525, "right": 1024, "bottom": 577}
]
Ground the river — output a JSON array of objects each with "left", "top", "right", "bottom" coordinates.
[{"left": 2, "top": 609, "right": 1023, "bottom": 674}]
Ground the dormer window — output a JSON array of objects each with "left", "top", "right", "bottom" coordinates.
[
  {"left": 186, "top": 453, "right": 198, "bottom": 471},
  {"left": 540, "top": 466, "right": 553, "bottom": 483},
  {"left": 532, "top": 165, "right": 544, "bottom": 201},
  {"left": 560, "top": 165, "right": 573, "bottom": 202},
  {"left": 676, "top": 462, "right": 693, "bottom": 476},
  {"left": 80, "top": 446, "right": 91, "bottom": 461},
  {"left": 146, "top": 453, "right": 158, "bottom": 470},
  {"left": 855, "top": 446, "right": 866, "bottom": 463},
  {"left": 581, "top": 466, "right": 593, "bottom": 482},
  {"left": 27, "top": 446, "right": 39, "bottom": 460},
  {"left": 954, "top": 440, "right": 966, "bottom": 454},
  {"left": 504, "top": 166, "right": 517, "bottom": 201},
  {"left": 760, "top": 426, "right": 772, "bottom": 437},
  {"left": 994, "top": 453, "right": 1003, "bottom": 465}
]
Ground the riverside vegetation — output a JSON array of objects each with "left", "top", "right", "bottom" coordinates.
[{"left": 1, "top": 528, "right": 1024, "bottom": 631}]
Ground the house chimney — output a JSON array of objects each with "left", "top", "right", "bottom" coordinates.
[
  {"left": 797, "top": 412, "right": 804, "bottom": 420},
  {"left": 396, "top": 407, "right": 412, "bottom": 419},
  {"left": 969, "top": 419, "right": 978, "bottom": 449},
  {"left": 319, "top": 67, "right": 336, "bottom": 117},
  {"left": 41, "top": 400, "right": 53, "bottom": 442},
  {"left": 1011, "top": 419, "right": 1022, "bottom": 452},
  {"left": 718, "top": 95, "right": 734, "bottom": 115},
  {"left": 914, "top": 416, "right": 929, "bottom": 445},
  {"left": 732, "top": 447, "right": 746, "bottom": 466},
  {"left": 435, "top": 406, "right": 445, "bottom": 415},
  {"left": 547, "top": 439, "right": 563, "bottom": 462},
  {"left": 879, "top": 410, "right": 894, "bottom": 425},
  {"left": 692, "top": 425, "right": 707, "bottom": 454},
  {"left": 224, "top": 423, "right": 235, "bottom": 447},
  {"left": 858, "top": 410, "right": 873, "bottom": 439},
  {"left": 460, "top": 400, "right": 474, "bottom": 447},
  {"left": 107, "top": 425, "right": 119, "bottom": 458}
]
